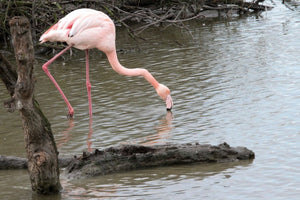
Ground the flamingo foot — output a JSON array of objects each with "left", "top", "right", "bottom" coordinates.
[
  {"left": 67, "top": 109, "right": 74, "bottom": 119},
  {"left": 67, "top": 113, "right": 73, "bottom": 119}
]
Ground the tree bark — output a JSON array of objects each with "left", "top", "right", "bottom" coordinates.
[
  {"left": 64, "top": 142, "right": 255, "bottom": 179},
  {"left": 0, "top": 142, "right": 255, "bottom": 179},
  {"left": 0, "top": 155, "right": 73, "bottom": 170},
  {"left": 0, "top": 16, "right": 61, "bottom": 194}
]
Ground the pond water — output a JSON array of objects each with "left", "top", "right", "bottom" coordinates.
[{"left": 1, "top": 1, "right": 300, "bottom": 199}]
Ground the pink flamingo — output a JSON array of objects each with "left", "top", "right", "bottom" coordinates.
[{"left": 40, "top": 8, "right": 173, "bottom": 118}]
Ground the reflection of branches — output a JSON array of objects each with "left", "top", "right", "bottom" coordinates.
[{"left": 282, "top": 0, "right": 296, "bottom": 11}]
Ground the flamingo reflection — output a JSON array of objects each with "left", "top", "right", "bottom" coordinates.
[
  {"left": 61, "top": 179, "right": 118, "bottom": 199},
  {"left": 120, "top": 111, "right": 174, "bottom": 146},
  {"left": 57, "top": 119, "right": 75, "bottom": 150},
  {"left": 57, "top": 111, "right": 172, "bottom": 152},
  {"left": 142, "top": 111, "right": 174, "bottom": 145},
  {"left": 87, "top": 117, "right": 93, "bottom": 152},
  {"left": 57, "top": 117, "right": 94, "bottom": 152}
]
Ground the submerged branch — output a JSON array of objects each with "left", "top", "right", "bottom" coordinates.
[{"left": 0, "top": 142, "right": 255, "bottom": 180}]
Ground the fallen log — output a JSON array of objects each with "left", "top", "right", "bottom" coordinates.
[
  {"left": 65, "top": 142, "right": 254, "bottom": 179},
  {"left": 0, "top": 142, "right": 254, "bottom": 178},
  {"left": 0, "top": 155, "right": 27, "bottom": 169},
  {"left": 0, "top": 155, "right": 73, "bottom": 170}
]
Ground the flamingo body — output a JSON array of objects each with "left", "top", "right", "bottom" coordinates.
[
  {"left": 40, "top": 9, "right": 115, "bottom": 51},
  {"left": 40, "top": 8, "right": 173, "bottom": 118}
]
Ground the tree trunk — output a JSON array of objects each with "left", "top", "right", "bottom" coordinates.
[{"left": 0, "top": 16, "right": 62, "bottom": 194}]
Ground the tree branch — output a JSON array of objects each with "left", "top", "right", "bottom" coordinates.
[{"left": 0, "top": 53, "right": 17, "bottom": 96}]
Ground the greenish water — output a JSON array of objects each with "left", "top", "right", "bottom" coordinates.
[{"left": 0, "top": 1, "right": 300, "bottom": 199}]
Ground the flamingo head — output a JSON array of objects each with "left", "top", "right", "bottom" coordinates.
[{"left": 156, "top": 84, "right": 173, "bottom": 110}]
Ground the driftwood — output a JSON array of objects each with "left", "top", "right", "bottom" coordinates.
[
  {"left": 0, "top": 155, "right": 73, "bottom": 170},
  {"left": 65, "top": 142, "right": 254, "bottom": 179},
  {"left": 64, "top": 143, "right": 254, "bottom": 178},
  {"left": 0, "top": 155, "right": 27, "bottom": 169},
  {"left": 0, "top": 143, "right": 255, "bottom": 179}
]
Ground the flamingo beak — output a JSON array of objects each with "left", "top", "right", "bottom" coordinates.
[{"left": 166, "top": 94, "right": 173, "bottom": 111}]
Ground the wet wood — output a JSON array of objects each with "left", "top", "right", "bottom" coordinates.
[
  {"left": 0, "top": 155, "right": 27, "bottom": 169},
  {"left": 65, "top": 142, "right": 254, "bottom": 179},
  {"left": 0, "top": 155, "right": 73, "bottom": 170},
  {"left": 0, "top": 142, "right": 255, "bottom": 179},
  {"left": 0, "top": 54, "right": 17, "bottom": 96},
  {"left": 0, "top": 16, "right": 61, "bottom": 194}
]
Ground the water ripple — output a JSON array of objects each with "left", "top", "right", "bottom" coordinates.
[{"left": 1, "top": 2, "right": 300, "bottom": 199}]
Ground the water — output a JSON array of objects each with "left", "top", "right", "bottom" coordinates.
[{"left": 1, "top": 1, "right": 300, "bottom": 199}]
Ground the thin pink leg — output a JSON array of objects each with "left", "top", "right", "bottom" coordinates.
[
  {"left": 42, "top": 45, "right": 74, "bottom": 118},
  {"left": 87, "top": 117, "right": 93, "bottom": 152},
  {"left": 85, "top": 49, "right": 93, "bottom": 118}
]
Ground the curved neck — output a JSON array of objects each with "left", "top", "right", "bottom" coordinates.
[{"left": 106, "top": 50, "right": 159, "bottom": 89}]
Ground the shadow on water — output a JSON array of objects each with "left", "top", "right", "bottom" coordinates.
[
  {"left": 0, "top": 159, "right": 253, "bottom": 200},
  {"left": 63, "top": 161, "right": 253, "bottom": 199}
]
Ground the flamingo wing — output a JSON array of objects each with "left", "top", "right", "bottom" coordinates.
[
  {"left": 39, "top": 9, "right": 103, "bottom": 43},
  {"left": 39, "top": 18, "right": 74, "bottom": 43},
  {"left": 68, "top": 13, "right": 102, "bottom": 37}
]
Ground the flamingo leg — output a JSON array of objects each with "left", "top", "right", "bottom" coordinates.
[
  {"left": 42, "top": 45, "right": 74, "bottom": 118},
  {"left": 85, "top": 49, "right": 93, "bottom": 118}
]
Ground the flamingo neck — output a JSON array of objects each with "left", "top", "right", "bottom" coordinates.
[{"left": 106, "top": 50, "right": 159, "bottom": 89}]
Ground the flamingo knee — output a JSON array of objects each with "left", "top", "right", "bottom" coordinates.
[{"left": 42, "top": 64, "right": 49, "bottom": 73}]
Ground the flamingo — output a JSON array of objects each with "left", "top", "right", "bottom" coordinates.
[{"left": 40, "top": 8, "right": 173, "bottom": 118}]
